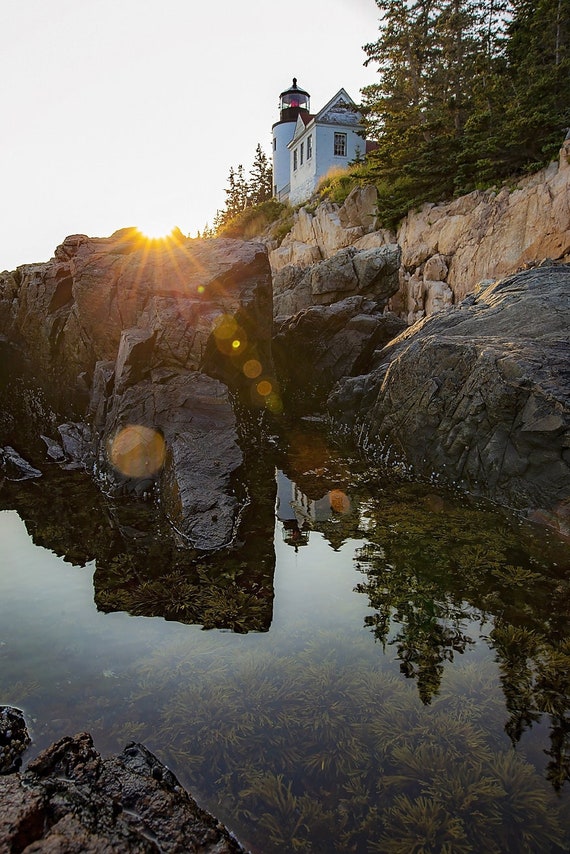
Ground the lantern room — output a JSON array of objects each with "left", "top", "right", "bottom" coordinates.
[{"left": 279, "top": 78, "right": 310, "bottom": 123}]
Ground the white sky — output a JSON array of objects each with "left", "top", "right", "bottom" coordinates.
[{"left": 1, "top": 0, "right": 380, "bottom": 271}]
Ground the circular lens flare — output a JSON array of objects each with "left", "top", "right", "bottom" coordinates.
[
  {"left": 213, "top": 314, "right": 238, "bottom": 340},
  {"left": 256, "top": 379, "right": 273, "bottom": 397},
  {"left": 243, "top": 359, "right": 262, "bottom": 378},
  {"left": 329, "top": 489, "right": 351, "bottom": 514},
  {"left": 108, "top": 425, "right": 166, "bottom": 478}
]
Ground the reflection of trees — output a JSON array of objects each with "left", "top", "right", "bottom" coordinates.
[
  {"left": 353, "top": 486, "right": 570, "bottom": 787},
  {"left": 356, "top": 546, "right": 478, "bottom": 705}
]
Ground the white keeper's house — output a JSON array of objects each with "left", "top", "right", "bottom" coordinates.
[{"left": 272, "top": 78, "right": 366, "bottom": 206}]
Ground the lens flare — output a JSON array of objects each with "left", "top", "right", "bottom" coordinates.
[
  {"left": 243, "top": 359, "right": 262, "bottom": 379},
  {"left": 212, "top": 314, "right": 247, "bottom": 355},
  {"left": 256, "top": 379, "right": 273, "bottom": 397},
  {"left": 265, "top": 391, "right": 284, "bottom": 415},
  {"left": 213, "top": 314, "right": 238, "bottom": 341},
  {"left": 329, "top": 489, "right": 351, "bottom": 514},
  {"left": 108, "top": 425, "right": 166, "bottom": 478}
]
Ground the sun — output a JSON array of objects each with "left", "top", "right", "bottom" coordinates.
[{"left": 137, "top": 221, "right": 177, "bottom": 240}]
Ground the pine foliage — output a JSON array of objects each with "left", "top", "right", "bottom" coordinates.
[
  {"left": 213, "top": 144, "right": 274, "bottom": 234},
  {"left": 359, "top": 0, "right": 570, "bottom": 227}
]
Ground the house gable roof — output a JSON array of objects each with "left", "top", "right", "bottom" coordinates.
[
  {"left": 314, "top": 88, "right": 360, "bottom": 126},
  {"left": 287, "top": 88, "right": 362, "bottom": 149},
  {"left": 289, "top": 113, "right": 311, "bottom": 144}
]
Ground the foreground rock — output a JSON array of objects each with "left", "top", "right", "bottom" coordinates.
[
  {"left": 0, "top": 230, "right": 273, "bottom": 550},
  {"left": 329, "top": 265, "right": 570, "bottom": 531},
  {"left": 0, "top": 731, "right": 247, "bottom": 852}
]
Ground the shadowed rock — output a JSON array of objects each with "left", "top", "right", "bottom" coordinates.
[
  {"left": 0, "top": 731, "right": 248, "bottom": 852},
  {"left": 273, "top": 296, "right": 406, "bottom": 408}
]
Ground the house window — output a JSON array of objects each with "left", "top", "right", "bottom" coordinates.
[
  {"left": 307, "top": 134, "right": 313, "bottom": 158},
  {"left": 334, "top": 132, "right": 347, "bottom": 157},
  {"left": 293, "top": 148, "right": 298, "bottom": 171},
  {"left": 300, "top": 142, "right": 304, "bottom": 165}
]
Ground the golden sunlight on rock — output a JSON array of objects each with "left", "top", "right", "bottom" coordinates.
[
  {"left": 329, "top": 489, "right": 351, "bottom": 514},
  {"left": 108, "top": 425, "right": 166, "bottom": 479}
]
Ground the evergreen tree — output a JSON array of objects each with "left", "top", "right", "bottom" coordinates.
[
  {"left": 214, "top": 144, "right": 273, "bottom": 234},
  {"left": 248, "top": 144, "right": 273, "bottom": 205},
  {"left": 360, "top": 0, "right": 569, "bottom": 225}
]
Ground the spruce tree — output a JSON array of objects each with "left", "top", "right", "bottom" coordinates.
[{"left": 248, "top": 144, "right": 273, "bottom": 205}]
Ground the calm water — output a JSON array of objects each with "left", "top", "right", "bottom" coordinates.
[{"left": 1, "top": 432, "right": 569, "bottom": 853}]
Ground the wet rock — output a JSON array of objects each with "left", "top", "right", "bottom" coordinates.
[
  {"left": 0, "top": 232, "right": 273, "bottom": 551},
  {"left": 0, "top": 732, "right": 248, "bottom": 852},
  {"left": 0, "top": 447, "right": 42, "bottom": 481},
  {"left": 328, "top": 266, "right": 570, "bottom": 527},
  {"left": 0, "top": 706, "right": 31, "bottom": 774}
]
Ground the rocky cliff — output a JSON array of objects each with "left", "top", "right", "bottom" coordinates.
[
  {"left": 268, "top": 139, "right": 570, "bottom": 325},
  {"left": 0, "top": 229, "right": 274, "bottom": 552}
]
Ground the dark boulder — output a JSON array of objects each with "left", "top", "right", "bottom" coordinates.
[
  {"left": 328, "top": 266, "right": 570, "bottom": 530},
  {"left": 273, "top": 296, "right": 406, "bottom": 408},
  {"left": 0, "top": 731, "right": 248, "bottom": 852},
  {"left": 0, "top": 707, "right": 31, "bottom": 774}
]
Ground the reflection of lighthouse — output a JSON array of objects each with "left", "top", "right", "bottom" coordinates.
[{"left": 276, "top": 470, "right": 335, "bottom": 551}]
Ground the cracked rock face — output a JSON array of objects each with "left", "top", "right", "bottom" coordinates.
[
  {"left": 0, "top": 230, "right": 273, "bottom": 550},
  {"left": 0, "top": 730, "right": 248, "bottom": 853},
  {"left": 328, "top": 266, "right": 570, "bottom": 531}
]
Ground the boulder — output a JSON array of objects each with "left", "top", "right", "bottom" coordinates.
[
  {"left": 0, "top": 707, "right": 31, "bottom": 774},
  {"left": 328, "top": 265, "right": 570, "bottom": 529},
  {"left": 0, "top": 447, "right": 42, "bottom": 481},
  {"left": 0, "top": 732, "right": 247, "bottom": 852},
  {"left": 338, "top": 185, "right": 379, "bottom": 230},
  {"left": 272, "top": 244, "right": 401, "bottom": 318},
  {"left": 274, "top": 296, "right": 406, "bottom": 407}
]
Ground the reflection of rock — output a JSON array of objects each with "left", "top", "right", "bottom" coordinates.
[
  {"left": 329, "top": 266, "right": 570, "bottom": 526},
  {"left": 0, "top": 731, "right": 247, "bottom": 852},
  {"left": 0, "top": 459, "right": 276, "bottom": 633},
  {"left": 0, "top": 231, "right": 273, "bottom": 551}
]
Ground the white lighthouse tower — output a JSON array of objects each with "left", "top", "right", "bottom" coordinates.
[{"left": 272, "top": 78, "right": 310, "bottom": 201}]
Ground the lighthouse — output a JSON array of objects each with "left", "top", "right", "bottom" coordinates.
[{"left": 272, "top": 78, "right": 310, "bottom": 200}]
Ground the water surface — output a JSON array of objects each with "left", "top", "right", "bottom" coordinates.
[{"left": 1, "top": 432, "right": 569, "bottom": 853}]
